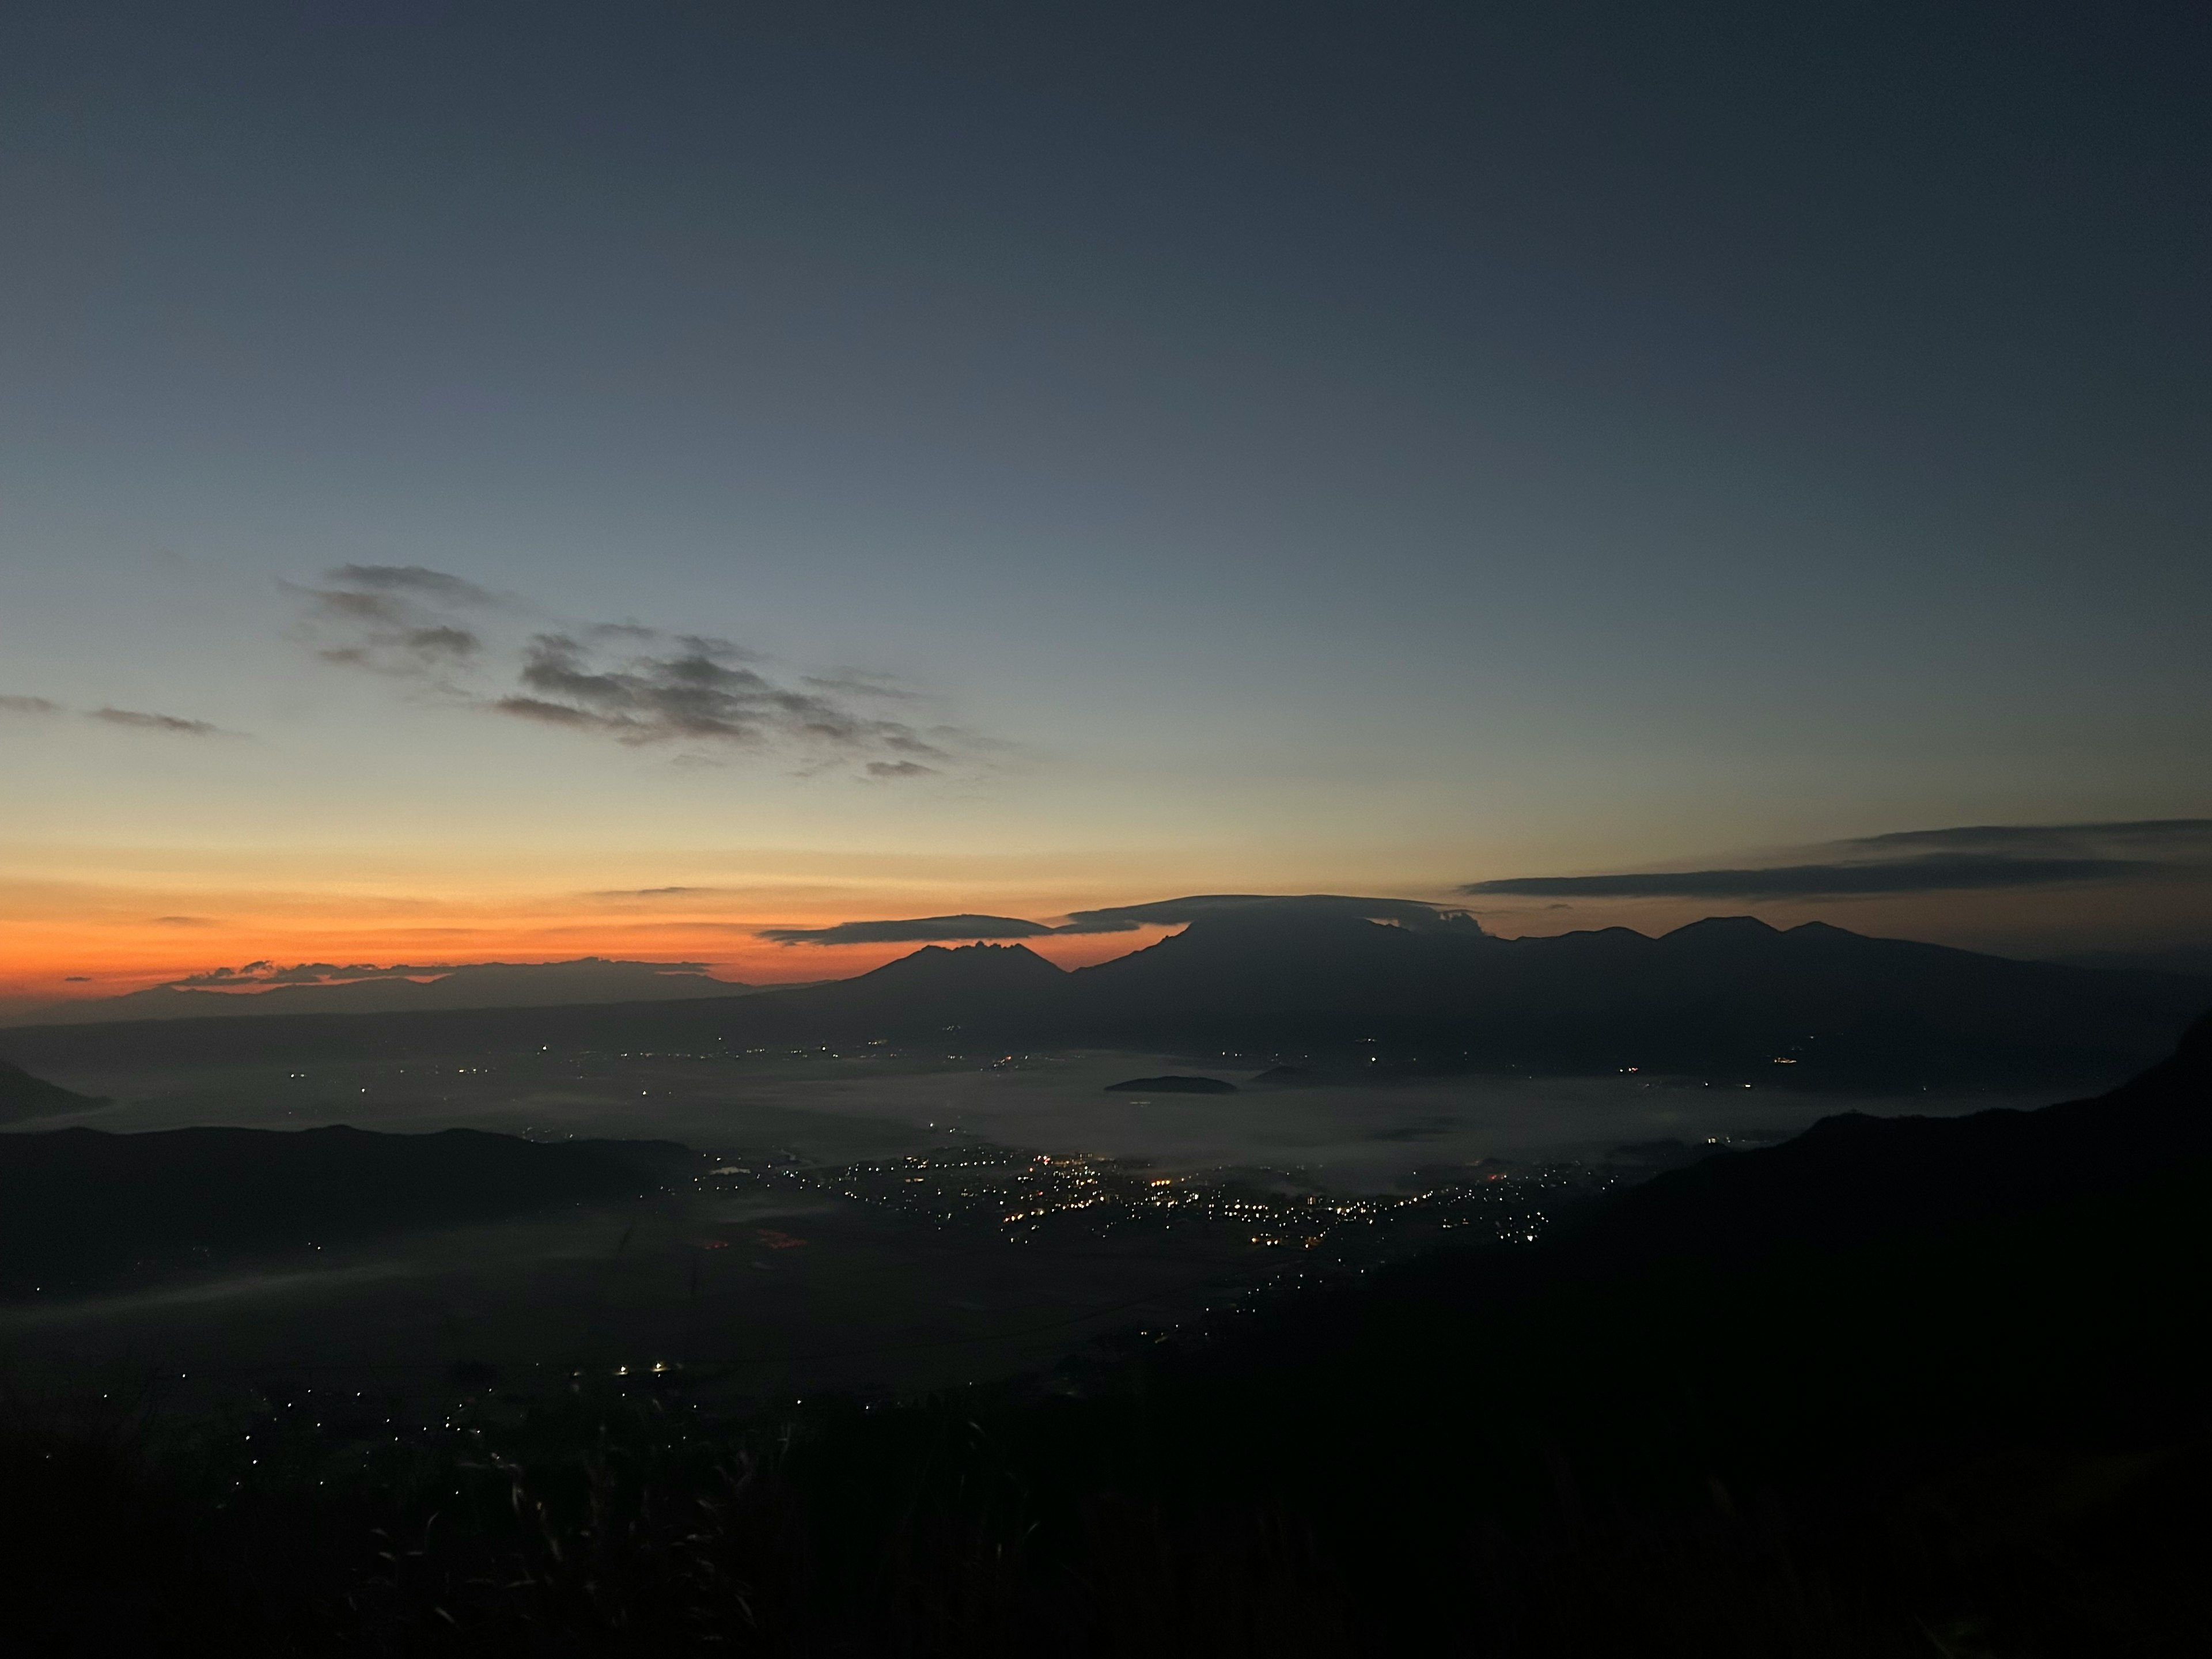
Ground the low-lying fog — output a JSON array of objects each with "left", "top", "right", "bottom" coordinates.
[
  {"left": 0, "top": 1048, "right": 2065, "bottom": 1414},
  {"left": 18, "top": 1048, "right": 2047, "bottom": 1187}
]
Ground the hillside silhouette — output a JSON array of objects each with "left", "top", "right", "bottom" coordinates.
[
  {"left": 0, "top": 1055, "right": 101, "bottom": 1124},
  {"left": 1564, "top": 1002, "right": 2212, "bottom": 1264},
  {"left": 6, "top": 909, "right": 2205, "bottom": 1090},
  {"left": 0, "top": 1125, "right": 694, "bottom": 1294}
]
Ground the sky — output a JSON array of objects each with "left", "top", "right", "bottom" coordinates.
[{"left": 2, "top": 1, "right": 2208, "bottom": 1003}]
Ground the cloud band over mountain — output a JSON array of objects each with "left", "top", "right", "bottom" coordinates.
[
  {"left": 1056, "top": 894, "right": 1471, "bottom": 933},
  {"left": 760, "top": 894, "right": 1472, "bottom": 945},
  {"left": 759, "top": 915, "right": 1058, "bottom": 946}
]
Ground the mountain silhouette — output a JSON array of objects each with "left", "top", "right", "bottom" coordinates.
[
  {"left": 1080, "top": 1000, "right": 2212, "bottom": 1651},
  {"left": 820, "top": 941, "right": 1067, "bottom": 1030},
  {"left": 3, "top": 912, "right": 2203, "bottom": 1091},
  {"left": 1564, "top": 1001, "right": 2212, "bottom": 1266},
  {"left": 0, "top": 1056, "right": 103, "bottom": 1125}
]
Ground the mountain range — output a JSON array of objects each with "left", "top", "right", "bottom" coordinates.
[{"left": 3, "top": 907, "right": 2206, "bottom": 1091}]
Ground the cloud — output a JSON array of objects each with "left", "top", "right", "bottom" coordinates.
[
  {"left": 328, "top": 564, "right": 502, "bottom": 605},
  {"left": 495, "top": 631, "right": 951, "bottom": 762},
  {"left": 1058, "top": 893, "right": 1475, "bottom": 933},
  {"left": 1460, "top": 819, "right": 2212, "bottom": 902},
  {"left": 759, "top": 893, "right": 1485, "bottom": 945},
  {"left": 172, "top": 961, "right": 394, "bottom": 987},
  {"left": 760, "top": 914, "right": 1058, "bottom": 946},
  {"left": 804, "top": 670, "right": 916, "bottom": 701},
  {"left": 1463, "top": 853, "right": 2143, "bottom": 899},
  {"left": 151, "top": 915, "right": 220, "bottom": 927},
  {"left": 91, "top": 707, "right": 229, "bottom": 736},
  {"left": 294, "top": 565, "right": 975, "bottom": 777},
  {"left": 289, "top": 564, "right": 495, "bottom": 679},
  {"left": 5, "top": 696, "right": 231, "bottom": 735},
  {"left": 1846, "top": 819, "right": 2212, "bottom": 854}
]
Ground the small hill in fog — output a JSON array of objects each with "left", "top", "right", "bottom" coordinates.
[{"left": 1104, "top": 1074, "right": 1239, "bottom": 1094}]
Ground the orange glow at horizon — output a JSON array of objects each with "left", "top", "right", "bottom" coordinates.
[
  {"left": 11, "top": 842, "right": 2201, "bottom": 1014},
  {"left": 0, "top": 877, "right": 1177, "bottom": 1005}
]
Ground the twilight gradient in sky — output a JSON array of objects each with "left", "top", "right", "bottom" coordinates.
[{"left": 2, "top": 1, "right": 2208, "bottom": 1002}]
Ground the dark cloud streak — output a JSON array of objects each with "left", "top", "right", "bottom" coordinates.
[
  {"left": 1059, "top": 894, "right": 1471, "bottom": 933},
  {"left": 760, "top": 915, "right": 1056, "bottom": 946},
  {"left": 6, "top": 696, "right": 232, "bottom": 734},
  {"left": 763, "top": 894, "right": 1478, "bottom": 946},
  {"left": 1848, "top": 820, "right": 2212, "bottom": 853},
  {"left": 91, "top": 707, "right": 228, "bottom": 736},
  {"left": 1463, "top": 819, "right": 2212, "bottom": 902}
]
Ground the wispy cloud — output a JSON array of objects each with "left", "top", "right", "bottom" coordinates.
[
  {"left": 1058, "top": 893, "right": 1472, "bottom": 933},
  {"left": 293, "top": 565, "right": 980, "bottom": 778},
  {"left": 1463, "top": 853, "right": 2139, "bottom": 900},
  {"left": 287, "top": 563, "right": 496, "bottom": 680},
  {"left": 760, "top": 893, "right": 1476, "bottom": 945},
  {"left": 1460, "top": 819, "right": 2212, "bottom": 902},
  {"left": 91, "top": 707, "right": 230, "bottom": 737},
  {"left": 760, "top": 914, "right": 1057, "bottom": 946},
  {"left": 5, "top": 694, "right": 232, "bottom": 735},
  {"left": 1847, "top": 820, "right": 2212, "bottom": 854}
]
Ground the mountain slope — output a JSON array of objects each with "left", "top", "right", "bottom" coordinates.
[
  {"left": 0, "top": 1056, "right": 103, "bottom": 1125},
  {"left": 1564, "top": 1001, "right": 2212, "bottom": 1264},
  {"left": 0, "top": 1126, "right": 694, "bottom": 1294}
]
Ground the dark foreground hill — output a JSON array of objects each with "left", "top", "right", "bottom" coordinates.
[
  {"left": 1564, "top": 997, "right": 2212, "bottom": 1263},
  {"left": 0, "top": 1125, "right": 694, "bottom": 1294},
  {"left": 6, "top": 1008, "right": 2208, "bottom": 1654},
  {"left": 6, "top": 910, "right": 2206, "bottom": 1090}
]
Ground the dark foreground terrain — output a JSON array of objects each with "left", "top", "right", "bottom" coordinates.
[
  {"left": 0, "top": 1126, "right": 694, "bottom": 1296},
  {"left": 3, "top": 1006, "right": 2207, "bottom": 1655}
]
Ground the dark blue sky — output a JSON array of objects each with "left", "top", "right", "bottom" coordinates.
[{"left": 2, "top": 1, "right": 2207, "bottom": 986}]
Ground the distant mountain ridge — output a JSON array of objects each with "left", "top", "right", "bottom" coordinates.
[
  {"left": 12, "top": 957, "right": 782, "bottom": 1026},
  {"left": 5, "top": 912, "right": 2206, "bottom": 1092}
]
